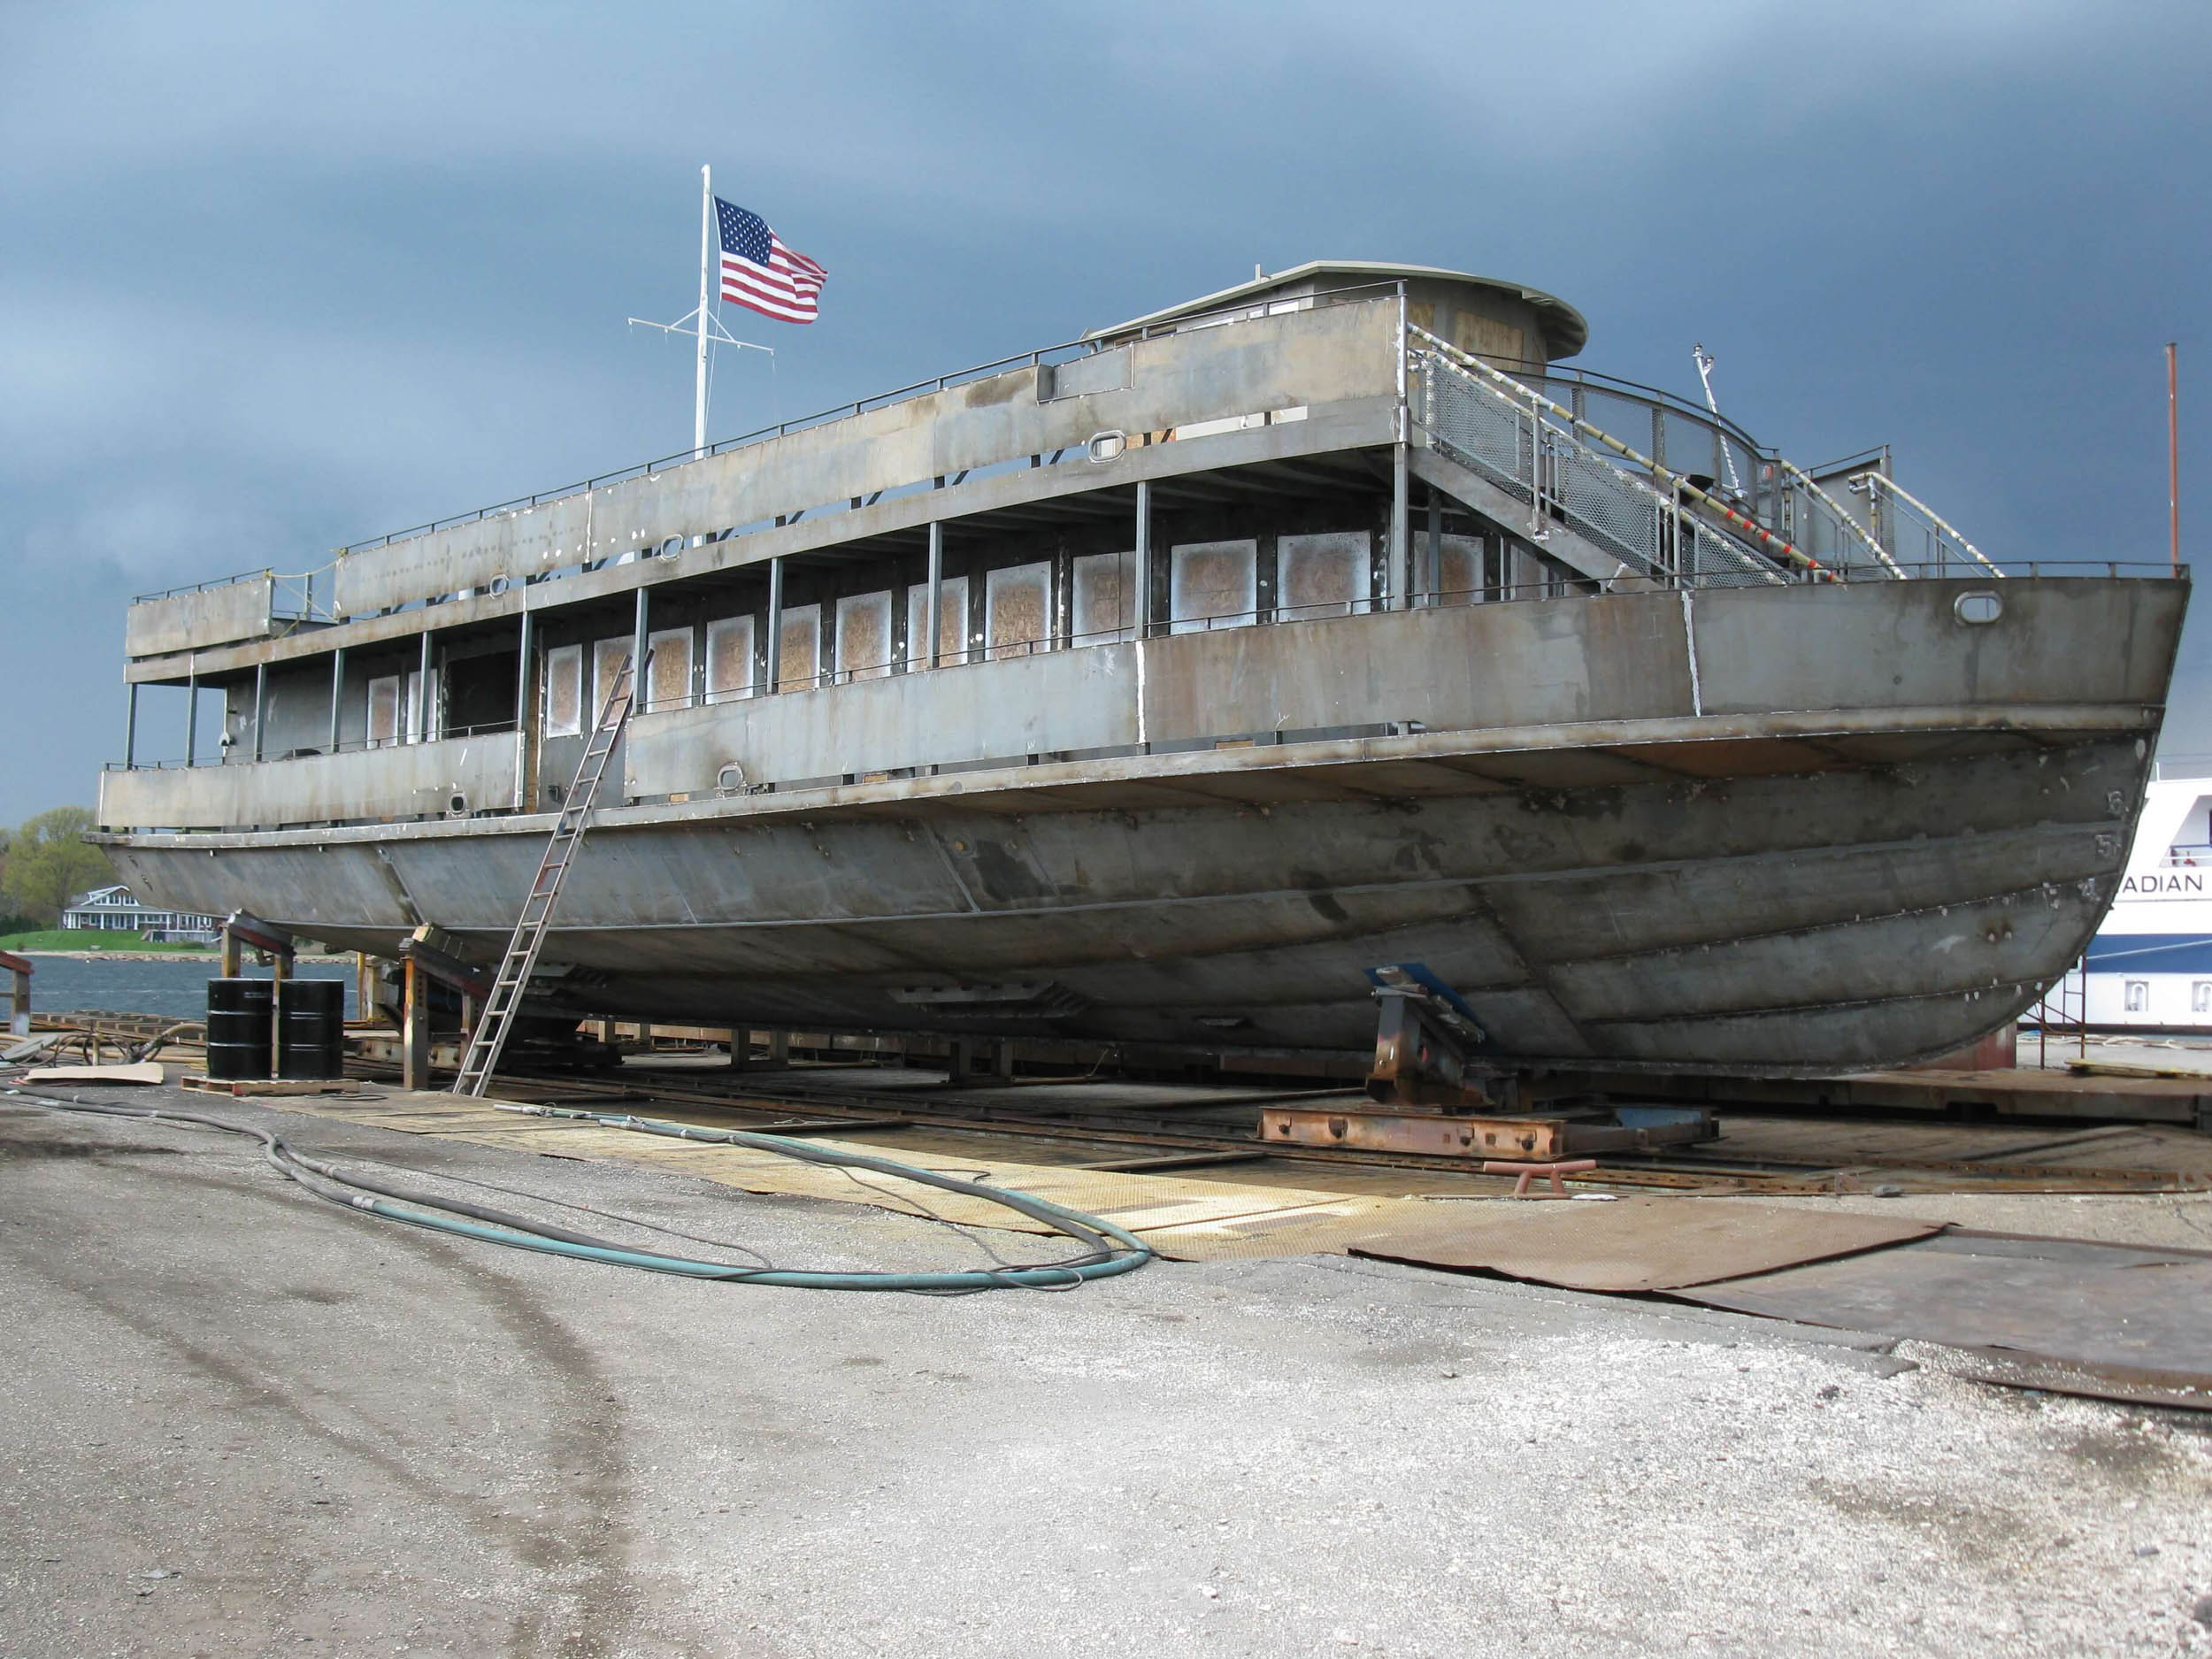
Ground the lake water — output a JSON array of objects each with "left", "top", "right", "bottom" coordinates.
[{"left": 19, "top": 956, "right": 357, "bottom": 1021}]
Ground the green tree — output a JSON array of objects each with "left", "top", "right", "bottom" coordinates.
[{"left": 3, "top": 807, "right": 113, "bottom": 926}]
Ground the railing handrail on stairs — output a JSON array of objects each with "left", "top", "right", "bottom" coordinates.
[
  {"left": 1407, "top": 323, "right": 1908, "bottom": 582},
  {"left": 1847, "top": 471, "right": 2002, "bottom": 576}
]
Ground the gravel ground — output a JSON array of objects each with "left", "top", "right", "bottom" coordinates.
[{"left": 2, "top": 1086, "right": 2208, "bottom": 1658}]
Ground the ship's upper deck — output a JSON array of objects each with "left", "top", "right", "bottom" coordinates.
[
  {"left": 102, "top": 264, "right": 2170, "bottom": 838},
  {"left": 119, "top": 266, "right": 1692, "bottom": 672}
]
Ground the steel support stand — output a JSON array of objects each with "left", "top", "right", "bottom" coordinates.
[
  {"left": 124, "top": 682, "right": 138, "bottom": 770},
  {"left": 252, "top": 664, "right": 266, "bottom": 762},
  {"left": 401, "top": 958, "right": 431, "bottom": 1090},
  {"left": 328, "top": 645, "right": 346, "bottom": 754}
]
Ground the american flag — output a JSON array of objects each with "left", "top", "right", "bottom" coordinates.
[{"left": 715, "top": 198, "right": 827, "bottom": 325}]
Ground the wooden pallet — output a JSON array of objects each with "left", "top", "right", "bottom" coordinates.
[{"left": 180, "top": 1075, "right": 353, "bottom": 1097}]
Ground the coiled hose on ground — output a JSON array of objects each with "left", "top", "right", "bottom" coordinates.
[{"left": 6, "top": 1088, "right": 1153, "bottom": 1294}]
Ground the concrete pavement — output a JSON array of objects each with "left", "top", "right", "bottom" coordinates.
[{"left": 2, "top": 1088, "right": 2208, "bottom": 1658}]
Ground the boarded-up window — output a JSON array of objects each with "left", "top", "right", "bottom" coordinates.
[
  {"left": 1435, "top": 534, "right": 1488, "bottom": 605},
  {"left": 904, "top": 576, "right": 969, "bottom": 669},
  {"left": 835, "top": 592, "right": 894, "bottom": 681},
  {"left": 366, "top": 674, "right": 403, "bottom": 748},
  {"left": 1278, "top": 533, "right": 1371, "bottom": 621},
  {"left": 1455, "top": 311, "right": 1530, "bottom": 365},
  {"left": 543, "top": 644, "right": 582, "bottom": 735},
  {"left": 777, "top": 603, "right": 821, "bottom": 693},
  {"left": 591, "top": 639, "right": 630, "bottom": 725},
  {"left": 1170, "top": 540, "right": 1257, "bottom": 634},
  {"left": 646, "top": 627, "right": 694, "bottom": 712},
  {"left": 704, "top": 616, "right": 755, "bottom": 703},
  {"left": 1071, "top": 550, "right": 1134, "bottom": 645},
  {"left": 985, "top": 562, "right": 1053, "bottom": 660}
]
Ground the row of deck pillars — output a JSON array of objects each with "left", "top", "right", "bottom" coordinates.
[{"left": 124, "top": 453, "right": 1424, "bottom": 766}]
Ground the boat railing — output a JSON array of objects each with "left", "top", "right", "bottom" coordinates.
[
  {"left": 1411, "top": 325, "right": 1901, "bottom": 587},
  {"left": 134, "top": 280, "right": 1415, "bottom": 618},
  {"left": 605, "top": 560, "right": 2183, "bottom": 713},
  {"left": 134, "top": 565, "right": 339, "bottom": 619},
  {"left": 327, "top": 280, "right": 1411, "bottom": 559},
  {"left": 107, "top": 718, "right": 519, "bottom": 772},
  {"left": 1847, "top": 472, "right": 2003, "bottom": 576}
]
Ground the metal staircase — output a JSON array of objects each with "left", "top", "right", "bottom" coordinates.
[
  {"left": 451, "top": 655, "right": 637, "bottom": 1097},
  {"left": 1409, "top": 324, "right": 1902, "bottom": 588}
]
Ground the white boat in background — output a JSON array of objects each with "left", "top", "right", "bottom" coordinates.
[{"left": 2053, "top": 762, "right": 2212, "bottom": 1033}]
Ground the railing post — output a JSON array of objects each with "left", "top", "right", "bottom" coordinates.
[
  {"left": 1528, "top": 388, "right": 1547, "bottom": 541},
  {"left": 926, "top": 523, "right": 944, "bottom": 668},
  {"left": 1390, "top": 440, "right": 1410, "bottom": 610},
  {"left": 514, "top": 611, "right": 533, "bottom": 733},
  {"left": 765, "top": 557, "right": 785, "bottom": 692},
  {"left": 1425, "top": 490, "right": 1442, "bottom": 607},
  {"left": 517, "top": 608, "right": 539, "bottom": 811},
  {"left": 1393, "top": 281, "right": 1411, "bottom": 611},
  {"left": 415, "top": 629, "right": 434, "bottom": 743},
  {"left": 1133, "top": 480, "right": 1153, "bottom": 640},
  {"left": 328, "top": 646, "right": 346, "bottom": 755}
]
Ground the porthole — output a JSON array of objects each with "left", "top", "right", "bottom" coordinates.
[
  {"left": 1087, "top": 430, "right": 1126, "bottom": 464},
  {"left": 1954, "top": 590, "right": 2002, "bottom": 625}
]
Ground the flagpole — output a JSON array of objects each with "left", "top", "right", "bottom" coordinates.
[{"left": 695, "top": 165, "right": 713, "bottom": 458}]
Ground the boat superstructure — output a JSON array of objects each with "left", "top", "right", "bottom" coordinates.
[{"left": 96, "top": 263, "right": 2188, "bottom": 1073}]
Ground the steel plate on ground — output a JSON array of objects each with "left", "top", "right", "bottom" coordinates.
[
  {"left": 1346, "top": 1197, "right": 1940, "bottom": 1292},
  {"left": 1676, "top": 1231, "right": 2212, "bottom": 1408}
]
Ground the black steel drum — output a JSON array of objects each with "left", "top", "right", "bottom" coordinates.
[
  {"left": 205, "top": 978, "right": 273, "bottom": 1079},
  {"left": 276, "top": 977, "right": 347, "bottom": 1081}
]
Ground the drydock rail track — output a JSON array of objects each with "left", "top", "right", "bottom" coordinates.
[{"left": 330, "top": 1053, "right": 2212, "bottom": 1200}]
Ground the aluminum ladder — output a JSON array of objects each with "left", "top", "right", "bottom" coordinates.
[{"left": 451, "top": 655, "right": 636, "bottom": 1097}]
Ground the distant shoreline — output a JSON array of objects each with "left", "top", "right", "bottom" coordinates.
[{"left": 12, "top": 950, "right": 356, "bottom": 964}]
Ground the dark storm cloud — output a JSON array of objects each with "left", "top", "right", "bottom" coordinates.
[{"left": 1, "top": 0, "right": 2206, "bottom": 816}]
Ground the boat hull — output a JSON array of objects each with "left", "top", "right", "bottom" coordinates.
[{"left": 102, "top": 578, "right": 2185, "bottom": 1074}]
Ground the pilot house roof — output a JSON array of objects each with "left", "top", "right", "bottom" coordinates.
[{"left": 1086, "top": 259, "right": 1590, "bottom": 359}]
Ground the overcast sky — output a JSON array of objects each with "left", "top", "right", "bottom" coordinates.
[{"left": 2, "top": 1, "right": 2206, "bottom": 824}]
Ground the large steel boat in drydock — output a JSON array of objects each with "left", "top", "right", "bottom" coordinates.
[{"left": 98, "top": 262, "right": 2186, "bottom": 1074}]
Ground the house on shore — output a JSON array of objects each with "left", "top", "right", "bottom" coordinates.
[{"left": 60, "top": 883, "right": 218, "bottom": 942}]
